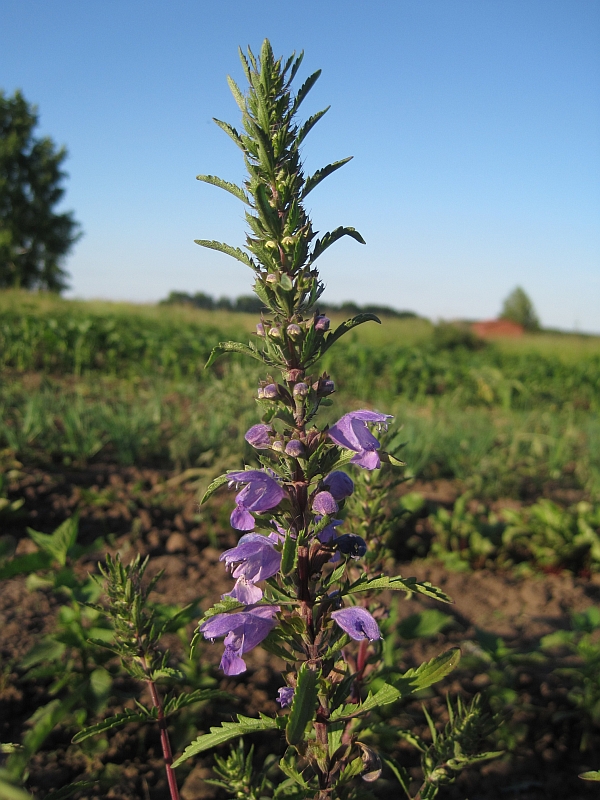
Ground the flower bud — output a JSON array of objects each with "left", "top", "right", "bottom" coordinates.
[
  {"left": 257, "top": 387, "right": 265, "bottom": 399},
  {"left": 272, "top": 439, "right": 285, "bottom": 452},
  {"left": 266, "top": 273, "right": 278, "bottom": 283},
  {"left": 256, "top": 322, "right": 266, "bottom": 337},
  {"left": 245, "top": 424, "right": 272, "bottom": 449},
  {"left": 324, "top": 471, "right": 354, "bottom": 500},
  {"left": 286, "top": 324, "right": 302, "bottom": 338},
  {"left": 312, "top": 491, "right": 338, "bottom": 515},
  {"left": 285, "top": 440, "right": 304, "bottom": 458},
  {"left": 315, "top": 315, "right": 330, "bottom": 332},
  {"left": 263, "top": 383, "right": 278, "bottom": 399},
  {"left": 293, "top": 382, "right": 309, "bottom": 397},
  {"left": 269, "top": 327, "right": 281, "bottom": 338}
]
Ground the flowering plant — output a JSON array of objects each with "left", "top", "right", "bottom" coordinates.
[{"left": 169, "top": 40, "right": 496, "bottom": 800}]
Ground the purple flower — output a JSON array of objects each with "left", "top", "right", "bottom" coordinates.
[
  {"left": 285, "top": 440, "right": 304, "bottom": 458},
  {"left": 293, "top": 382, "right": 309, "bottom": 397},
  {"left": 331, "top": 607, "right": 381, "bottom": 641},
  {"left": 312, "top": 491, "right": 338, "bottom": 515},
  {"left": 335, "top": 534, "right": 367, "bottom": 558},
  {"left": 245, "top": 424, "right": 272, "bottom": 449},
  {"left": 328, "top": 410, "right": 393, "bottom": 470},
  {"left": 323, "top": 471, "right": 354, "bottom": 501},
  {"left": 228, "top": 471, "right": 286, "bottom": 531},
  {"left": 286, "top": 324, "right": 301, "bottom": 338},
  {"left": 277, "top": 686, "right": 295, "bottom": 707},
  {"left": 315, "top": 315, "right": 330, "bottom": 332},
  {"left": 256, "top": 323, "right": 266, "bottom": 336},
  {"left": 200, "top": 605, "right": 280, "bottom": 675},
  {"left": 263, "top": 384, "right": 278, "bottom": 399},
  {"left": 220, "top": 533, "right": 282, "bottom": 602}
]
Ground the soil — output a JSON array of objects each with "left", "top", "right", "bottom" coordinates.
[{"left": 1, "top": 463, "right": 600, "bottom": 800}]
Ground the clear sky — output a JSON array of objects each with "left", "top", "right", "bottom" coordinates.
[{"left": 2, "top": 0, "right": 599, "bottom": 331}]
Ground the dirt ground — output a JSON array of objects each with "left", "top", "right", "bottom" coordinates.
[{"left": 2, "top": 463, "right": 600, "bottom": 799}]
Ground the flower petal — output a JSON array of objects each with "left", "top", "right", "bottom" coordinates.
[{"left": 331, "top": 607, "right": 381, "bottom": 641}]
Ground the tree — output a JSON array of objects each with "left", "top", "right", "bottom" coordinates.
[
  {"left": 500, "top": 286, "right": 540, "bottom": 330},
  {"left": 0, "top": 89, "right": 81, "bottom": 291}
]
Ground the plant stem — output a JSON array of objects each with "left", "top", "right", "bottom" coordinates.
[{"left": 146, "top": 677, "right": 180, "bottom": 800}]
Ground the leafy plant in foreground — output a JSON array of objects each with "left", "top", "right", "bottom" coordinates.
[{"left": 165, "top": 39, "right": 497, "bottom": 799}]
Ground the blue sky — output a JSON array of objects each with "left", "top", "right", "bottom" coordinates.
[{"left": 2, "top": 0, "right": 599, "bottom": 331}]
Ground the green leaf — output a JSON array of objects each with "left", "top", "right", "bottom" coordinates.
[
  {"left": 200, "top": 473, "right": 230, "bottom": 504},
  {"left": 286, "top": 664, "right": 320, "bottom": 745},
  {"left": 172, "top": 714, "right": 278, "bottom": 767},
  {"left": 194, "top": 240, "right": 256, "bottom": 270},
  {"left": 330, "top": 682, "right": 401, "bottom": 721},
  {"left": 291, "top": 69, "right": 322, "bottom": 114},
  {"left": 43, "top": 782, "right": 98, "bottom": 800},
  {"left": 302, "top": 159, "right": 353, "bottom": 199},
  {"left": 0, "top": 551, "right": 52, "bottom": 580},
  {"left": 196, "top": 174, "right": 249, "bottom": 204},
  {"left": 205, "top": 341, "right": 265, "bottom": 369},
  {"left": 278, "top": 749, "right": 310, "bottom": 788},
  {"left": 27, "top": 516, "right": 79, "bottom": 567},
  {"left": 295, "top": 107, "right": 330, "bottom": 148},
  {"left": 580, "top": 771, "right": 600, "bottom": 782},
  {"left": 345, "top": 573, "right": 452, "bottom": 603},
  {"left": 382, "top": 757, "right": 411, "bottom": 798},
  {"left": 226, "top": 75, "right": 247, "bottom": 113},
  {"left": 212, "top": 118, "right": 245, "bottom": 150},
  {"left": 0, "top": 774, "right": 33, "bottom": 800},
  {"left": 71, "top": 708, "right": 150, "bottom": 743},
  {"left": 393, "top": 648, "right": 461, "bottom": 695},
  {"left": 281, "top": 529, "right": 297, "bottom": 576},
  {"left": 314, "top": 313, "right": 380, "bottom": 360},
  {"left": 163, "top": 689, "right": 225, "bottom": 717}
]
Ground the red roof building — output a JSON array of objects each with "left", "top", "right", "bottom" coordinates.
[{"left": 471, "top": 319, "right": 524, "bottom": 339}]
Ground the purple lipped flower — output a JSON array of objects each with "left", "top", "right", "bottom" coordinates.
[
  {"left": 315, "top": 315, "right": 330, "bottom": 332},
  {"left": 335, "top": 534, "right": 367, "bottom": 558},
  {"left": 228, "top": 471, "right": 286, "bottom": 531},
  {"left": 328, "top": 410, "right": 393, "bottom": 470},
  {"left": 323, "top": 471, "right": 354, "bottom": 501},
  {"left": 331, "top": 607, "right": 381, "bottom": 641},
  {"left": 263, "top": 383, "right": 278, "bottom": 399},
  {"left": 200, "top": 605, "right": 280, "bottom": 675},
  {"left": 225, "top": 578, "right": 263, "bottom": 604},
  {"left": 312, "top": 491, "right": 338, "bottom": 515},
  {"left": 256, "top": 323, "right": 266, "bottom": 337},
  {"left": 285, "top": 439, "right": 304, "bottom": 458},
  {"left": 220, "top": 533, "right": 282, "bottom": 583},
  {"left": 277, "top": 686, "right": 295, "bottom": 707},
  {"left": 245, "top": 424, "right": 272, "bottom": 449}
]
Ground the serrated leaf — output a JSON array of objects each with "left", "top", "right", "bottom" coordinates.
[
  {"left": 295, "top": 107, "right": 330, "bottom": 148},
  {"left": 303, "top": 159, "right": 353, "bottom": 199},
  {"left": 278, "top": 749, "right": 310, "bottom": 787},
  {"left": 393, "top": 648, "right": 461, "bottom": 695},
  {"left": 201, "top": 596, "right": 245, "bottom": 620},
  {"left": 205, "top": 341, "right": 265, "bottom": 369},
  {"left": 382, "top": 757, "right": 411, "bottom": 796},
  {"left": 345, "top": 574, "right": 452, "bottom": 603},
  {"left": 291, "top": 69, "right": 321, "bottom": 114},
  {"left": 163, "top": 689, "right": 225, "bottom": 717},
  {"left": 196, "top": 174, "right": 249, "bottom": 204},
  {"left": 226, "top": 75, "right": 247, "bottom": 113},
  {"left": 27, "top": 516, "right": 79, "bottom": 567},
  {"left": 43, "top": 781, "right": 98, "bottom": 800},
  {"left": 286, "top": 665, "right": 320, "bottom": 745},
  {"left": 194, "top": 240, "right": 255, "bottom": 270},
  {"left": 312, "top": 313, "right": 380, "bottom": 362},
  {"left": 213, "top": 118, "right": 244, "bottom": 150},
  {"left": 330, "top": 683, "right": 401, "bottom": 721},
  {"left": 172, "top": 714, "right": 278, "bottom": 767},
  {"left": 71, "top": 708, "right": 150, "bottom": 743},
  {"left": 151, "top": 667, "right": 184, "bottom": 681},
  {"left": 200, "top": 473, "right": 230, "bottom": 504}
]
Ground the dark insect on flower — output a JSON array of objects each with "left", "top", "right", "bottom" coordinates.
[{"left": 335, "top": 534, "right": 367, "bottom": 558}]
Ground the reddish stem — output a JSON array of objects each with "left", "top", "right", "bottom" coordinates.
[{"left": 147, "top": 678, "right": 181, "bottom": 800}]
